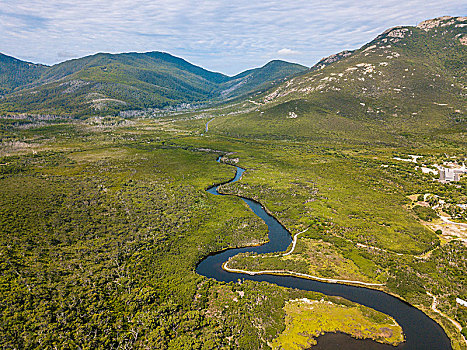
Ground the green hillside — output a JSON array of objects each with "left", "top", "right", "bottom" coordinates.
[
  {"left": 0, "top": 54, "right": 48, "bottom": 95},
  {"left": 0, "top": 52, "right": 306, "bottom": 116},
  {"left": 219, "top": 60, "right": 307, "bottom": 98},
  {"left": 209, "top": 16, "right": 466, "bottom": 144},
  {"left": 0, "top": 52, "right": 229, "bottom": 116}
]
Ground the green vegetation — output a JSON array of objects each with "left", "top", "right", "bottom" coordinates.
[
  {"left": 228, "top": 238, "right": 376, "bottom": 283},
  {"left": 220, "top": 60, "right": 308, "bottom": 99},
  {"left": 270, "top": 298, "right": 404, "bottom": 349},
  {"left": 209, "top": 17, "right": 466, "bottom": 144},
  {"left": 0, "top": 53, "right": 306, "bottom": 116},
  {"left": 219, "top": 145, "right": 438, "bottom": 254},
  {"left": 413, "top": 205, "right": 439, "bottom": 221},
  {"left": 1, "top": 15, "right": 466, "bottom": 350},
  {"left": 0, "top": 54, "right": 47, "bottom": 95},
  {"left": 1, "top": 101, "right": 466, "bottom": 348},
  {"left": 203, "top": 139, "right": 466, "bottom": 348},
  {"left": 0, "top": 122, "right": 277, "bottom": 348},
  {"left": 167, "top": 114, "right": 466, "bottom": 347}
]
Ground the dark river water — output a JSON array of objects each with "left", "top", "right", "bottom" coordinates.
[{"left": 196, "top": 159, "right": 451, "bottom": 349}]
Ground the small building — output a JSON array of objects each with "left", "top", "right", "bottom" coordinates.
[{"left": 438, "top": 164, "right": 466, "bottom": 182}]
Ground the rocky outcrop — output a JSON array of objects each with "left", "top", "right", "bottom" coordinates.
[
  {"left": 313, "top": 50, "right": 354, "bottom": 71},
  {"left": 417, "top": 16, "right": 467, "bottom": 31}
]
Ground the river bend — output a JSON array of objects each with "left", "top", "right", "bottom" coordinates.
[{"left": 196, "top": 158, "right": 451, "bottom": 349}]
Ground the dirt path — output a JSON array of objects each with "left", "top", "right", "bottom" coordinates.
[
  {"left": 223, "top": 260, "right": 384, "bottom": 287},
  {"left": 427, "top": 292, "right": 467, "bottom": 346},
  {"left": 441, "top": 216, "right": 467, "bottom": 228},
  {"left": 283, "top": 227, "right": 310, "bottom": 256},
  {"left": 205, "top": 118, "right": 215, "bottom": 132}
]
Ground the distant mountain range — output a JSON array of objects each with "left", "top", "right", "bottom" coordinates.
[
  {"left": 212, "top": 16, "right": 466, "bottom": 143},
  {"left": 0, "top": 52, "right": 307, "bottom": 116},
  {"left": 0, "top": 15, "right": 465, "bottom": 132}
]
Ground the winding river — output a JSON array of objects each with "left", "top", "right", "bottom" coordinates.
[{"left": 196, "top": 158, "right": 452, "bottom": 349}]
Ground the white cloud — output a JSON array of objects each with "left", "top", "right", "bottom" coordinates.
[
  {"left": 277, "top": 48, "right": 300, "bottom": 56},
  {"left": 1, "top": 0, "right": 466, "bottom": 75}
]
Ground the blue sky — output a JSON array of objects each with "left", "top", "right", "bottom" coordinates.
[{"left": 1, "top": 1, "right": 465, "bottom": 75}]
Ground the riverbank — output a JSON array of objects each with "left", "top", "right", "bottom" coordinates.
[{"left": 196, "top": 156, "right": 454, "bottom": 350}]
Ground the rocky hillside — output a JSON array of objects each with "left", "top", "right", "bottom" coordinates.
[
  {"left": 212, "top": 16, "right": 466, "bottom": 143},
  {"left": 311, "top": 50, "right": 354, "bottom": 71},
  {"left": 0, "top": 52, "right": 306, "bottom": 116}
]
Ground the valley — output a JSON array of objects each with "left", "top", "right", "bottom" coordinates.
[{"left": 0, "top": 15, "right": 466, "bottom": 350}]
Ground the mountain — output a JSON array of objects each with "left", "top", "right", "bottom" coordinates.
[
  {"left": 0, "top": 52, "right": 230, "bottom": 116},
  {"left": 219, "top": 60, "right": 307, "bottom": 98},
  {"left": 212, "top": 16, "right": 466, "bottom": 144},
  {"left": 310, "top": 50, "right": 354, "bottom": 71},
  {"left": 0, "top": 54, "right": 48, "bottom": 95},
  {"left": 0, "top": 52, "right": 306, "bottom": 116}
]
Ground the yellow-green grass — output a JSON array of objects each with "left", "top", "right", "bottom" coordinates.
[
  {"left": 271, "top": 298, "right": 404, "bottom": 349},
  {"left": 228, "top": 238, "right": 376, "bottom": 283}
]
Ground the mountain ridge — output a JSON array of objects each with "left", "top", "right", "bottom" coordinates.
[
  {"left": 0, "top": 53, "right": 48, "bottom": 95},
  {"left": 0, "top": 15, "right": 465, "bottom": 126},
  {"left": 0, "top": 51, "right": 307, "bottom": 116},
  {"left": 219, "top": 60, "right": 308, "bottom": 99},
  {"left": 208, "top": 16, "right": 466, "bottom": 144}
]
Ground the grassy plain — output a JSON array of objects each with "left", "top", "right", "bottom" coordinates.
[
  {"left": 0, "top": 111, "right": 466, "bottom": 349},
  {"left": 271, "top": 298, "right": 404, "bottom": 349}
]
